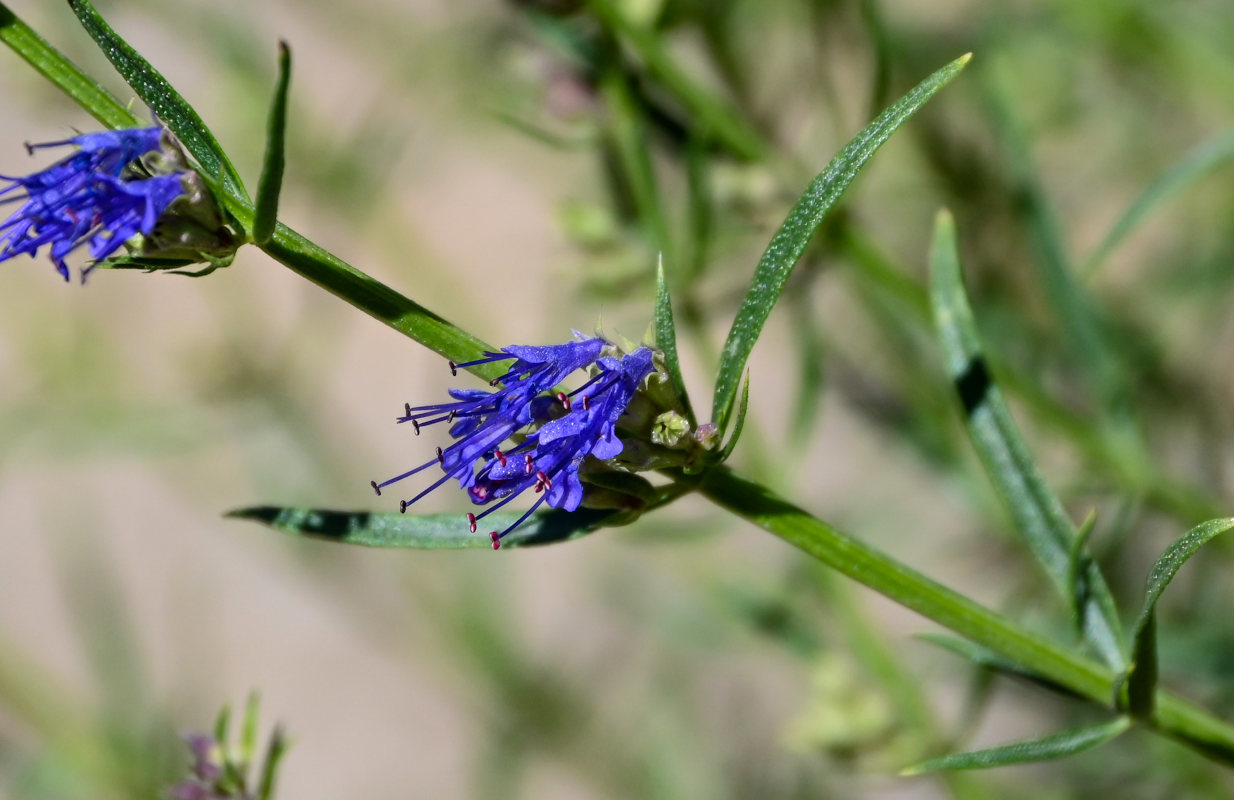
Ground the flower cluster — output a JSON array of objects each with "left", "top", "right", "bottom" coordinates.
[
  {"left": 0, "top": 126, "right": 185, "bottom": 281},
  {"left": 371, "top": 335, "right": 657, "bottom": 548},
  {"left": 169, "top": 733, "right": 227, "bottom": 800}
]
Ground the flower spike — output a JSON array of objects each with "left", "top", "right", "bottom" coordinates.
[
  {"left": 0, "top": 126, "right": 186, "bottom": 281},
  {"left": 371, "top": 335, "right": 658, "bottom": 544}
]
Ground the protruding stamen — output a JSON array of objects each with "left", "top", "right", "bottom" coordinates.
[
  {"left": 536, "top": 470, "right": 552, "bottom": 491},
  {"left": 556, "top": 391, "right": 572, "bottom": 411},
  {"left": 448, "top": 409, "right": 457, "bottom": 423},
  {"left": 411, "top": 418, "right": 421, "bottom": 435},
  {"left": 399, "top": 500, "right": 408, "bottom": 513},
  {"left": 494, "top": 449, "right": 507, "bottom": 467},
  {"left": 370, "top": 480, "right": 382, "bottom": 496},
  {"left": 489, "top": 377, "right": 501, "bottom": 386},
  {"left": 436, "top": 446, "right": 444, "bottom": 464},
  {"left": 524, "top": 454, "right": 534, "bottom": 474},
  {"left": 468, "top": 513, "right": 477, "bottom": 533},
  {"left": 490, "top": 532, "right": 501, "bottom": 550},
  {"left": 404, "top": 402, "right": 413, "bottom": 417},
  {"left": 448, "top": 360, "right": 457, "bottom": 376},
  {"left": 582, "top": 395, "right": 590, "bottom": 411}
]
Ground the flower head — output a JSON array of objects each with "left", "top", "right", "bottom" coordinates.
[
  {"left": 0, "top": 126, "right": 185, "bottom": 281},
  {"left": 371, "top": 335, "right": 658, "bottom": 548}
]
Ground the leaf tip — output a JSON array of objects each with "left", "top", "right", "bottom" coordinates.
[{"left": 957, "top": 52, "right": 974, "bottom": 67}]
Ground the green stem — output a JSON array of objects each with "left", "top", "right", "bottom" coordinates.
[{"left": 699, "top": 466, "right": 1234, "bottom": 765}]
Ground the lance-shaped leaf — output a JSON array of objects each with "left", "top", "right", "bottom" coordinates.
[
  {"left": 929, "top": 209, "right": 1126, "bottom": 670},
  {"left": 253, "top": 41, "right": 292, "bottom": 246},
  {"left": 654, "top": 256, "right": 693, "bottom": 424},
  {"left": 228, "top": 505, "right": 620, "bottom": 549},
  {"left": 1086, "top": 129, "right": 1234, "bottom": 277},
  {"left": 1117, "top": 517, "right": 1234, "bottom": 719},
  {"left": 902, "top": 718, "right": 1131, "bottom": 774},
  {"left": 0, "top": 2, "right": 137, "bottom": 129},
  {"left": 67, "top": 0, "right": 248, "bottom": 200},
  {"left": 712, "top": 53, "right": 970, "bottom": 433}
]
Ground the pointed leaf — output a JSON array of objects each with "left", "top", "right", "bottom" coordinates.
[
  {"left": 0, "top": 2, "right": 138, "bottom": 129},
  {"left": 929, "top": 209, "right": 1126, "bottom": 670},
  {"left": 1086, "top": 130, "right": 1234, "bottom": 276},
  {"left": 1119, "top": 517, "right": 1234, "bottom": 718},
  {"left": 253, "top": 41, "right": 291, "bottom": 245},
  {"left": 718, "top": 375, "right": 749, "bottom": 462},
  {"left": 903, "top": 718, "right": 1131, "bottom": 774},
  {"left": 712, "top": 54, "right": 970, "bottom": 432},
  {"left": 67, "top": 0, "right": 248, "bottom": 200},
  {"left": 228, "top": 505, "right": 619, "bottom": 549},
  {"left": 654, "top": 256, "right": 693, "bottom": 423}
]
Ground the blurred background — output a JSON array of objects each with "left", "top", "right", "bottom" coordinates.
[{"left": 1, "top": 0, "right": 1233, "bottom": 797}]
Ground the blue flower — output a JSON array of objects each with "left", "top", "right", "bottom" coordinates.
[
  {"left": 371, "top": 336, "right": 657, "bottom": 548},
  {"left": 0, "top": 126, "right": 185, "bottom": 281}
]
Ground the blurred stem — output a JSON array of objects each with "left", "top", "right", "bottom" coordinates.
[{"left": 700, "top": 466, "right": 1234, "bottom": 768}]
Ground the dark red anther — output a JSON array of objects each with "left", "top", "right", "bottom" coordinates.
[
  {"left": 556, "top": 391, "right": 572, "bottom": 411},
  {"left": 536, "top": 470, "right": 552, "bottom": 491},
  {"left": 494, "top": 448, "right": 507, "bottom": 466},
  {"left": 489, "top": 377, "right": 501, "bottom": 386},
  {"left": 490, "top": 531, "right": 501, "bottom": 550},
  {"left": 448, "top": 360, "right": 458, "bottom": 376},
  {"left": 411, "top": 418, "right": 421, "bottom": 435},
  {"left": 534, "top": 482, "right": 544, "bottom": 494},
  {"left": 524, "top": 454, "right": 534, "bottom": 474},
  {"left": 436, "top": 446, "right": 444, "bottom": 464},
  {"left": 448, "top": 409, "right": 457, "bottom": 423},
  {"left": 404, "top": 403, "right": 413, "bottom": 417},
  {"left": 370, "top": 480, "right": 382, "bottom": 496},
  {"left": 399, "top": 500, "right": 408, "bottom": 513},
  {"left": 582, "top": 395, "right": 590, "bottom": 411},
  {"left": 468, "top": 513, "right": 477, "bottom": 533}
]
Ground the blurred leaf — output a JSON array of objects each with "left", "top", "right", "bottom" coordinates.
[
  {"left": 982, "top": 74, "right": 1117, "bottom": 405},
  {"left": 654, "top": 256, "right": 692, "bottom": 424},
  {"left": 256, "top": 725, "right": 288, "bottom": 800},
  {"left": 712, "top": 53, "right": 970, "bottom": 433},
  {"left": 902, "top": 718, "right": 1131, "bottom": 774},
  {"left": 1086, "top": 129, "right": 1234, "bottom": 276},
  {"left": 587, "top": 0, "right": 765, "bottom": 161},
  {"left": 253, "top": 41, "right": 291, "bottom": 245},
  {"left": 917, "top": 633, "right": 1082, "bottom": 700},
  {"left": 1118, "top": 518, "right": 1234, "bottom": 719},
  {"left": 0, "top": 2, "right": 138, "bottom": 129},
  {"left": 229, "top": 505, "right": 620, "bottom": 549},
  {"left": 67, "top": 0, "right": 249, "bottom": 200},
  {"left": 929, "top": 209, "right": 1126, "bottom": 670}
]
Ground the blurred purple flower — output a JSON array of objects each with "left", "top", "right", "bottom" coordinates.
[
  {"left": 371, "top": 335, "right": 655, "bottom": 547},
  {"left": 0, "top": 126, "right": 184, "bottom": 281}
]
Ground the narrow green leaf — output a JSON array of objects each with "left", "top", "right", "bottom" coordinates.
[
  {"left": 253, "top": 41, "right": 291, "bottom": 246},
  {"left": 1120, "top": 517, "right": 1234, "bottom": 719},
  {"left": 1067, "top": 509, "right": 1098, "bottom": 633},
  {"left": 256, "top": 725, "right": 288, "bottom": 800},
  {"left": 67, "top": 0, "right": 248, "bottom": 200},
  {"left": 654, "top": 256, "right": 693, "bottom": 424},
  {"left": 712, "top": 54, "right": 970, "bottom": 432},
  {"left": 903, "top": 718, "right": 1131, "bottom": 774},
  {"left": 983, "top": 77, "right": 1121, "bottom": 409},
  {"left": 587, "top": 0, "right": 766, "bottom": 161},
  {"left": 917, "top": 633, "right": 1082, "bottom": 700},
  {"left": 241, "top": 692, "right": 261, "bottom": 770},
  {"left": 1086, "top": 130, "right": 1234, "bottom": 277},
  {"left": 0, "top": 2, "right": 138, "bottom": 129},
  {"left": 599, "top": 67, "right": 671, "bottom": 261},
  {"left": 929, "top": 209, "right": 1126, "bottom": 671},
  {"left": 214, "top": 703, "right": 232, "bottom": 747},
  {"left": 228, "top": 505, "right": 620, "bottom": 549},
  {"left": 717, "top": 375, "right": 749, "bottom": 462}
]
